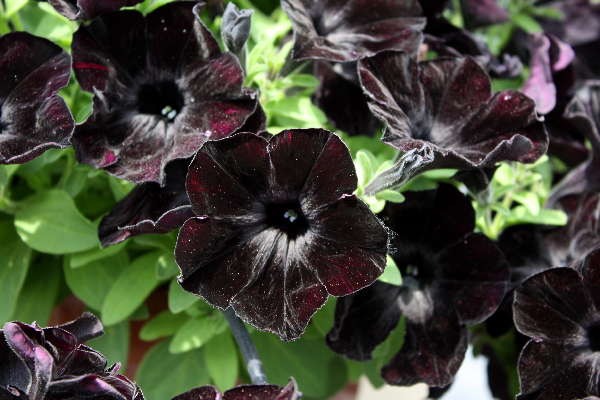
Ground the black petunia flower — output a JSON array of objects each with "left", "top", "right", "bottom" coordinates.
[
  {"left": 358, "top": 51, "right": 548, "bottom": 191},
  {"left": 281, "top": 0, "right": 426, "bottom": 62},
  {"left": 0, "top": 32, "right": 73, "bottom": 165},
  {"left": 513, "top": 247, "right": 600, "bottom": 399},
  {"left": 71, "top": 1, "right": 260, "bottom": 185},
  {"left": 175, "top": 129, "right": 388, "bottom": 342},
  {"left": 98, "top": 104, "right": 267, "bottom": 248},
  {"left": 172, "top": 379, "right": 300, "bottom": 400},
  {"left": 547, "top": 81, "right": 600, "bottom": 205},
  {"left": 0, "top": 312, "right": 144, "bottom": 400},
  {"left": 326, "top": 183, "right": 509, "bottom": 387},
  {"left": 33, "top": 0, "right": 144, "bottom": 20}
]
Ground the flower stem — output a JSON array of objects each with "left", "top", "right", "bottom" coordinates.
[{"left": 222, "top": 308, "right": 268, "bottom": 385}]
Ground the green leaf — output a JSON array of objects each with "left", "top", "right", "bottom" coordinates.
[
  {"left": 108, "top": 177, "right": 134, "bottom": 202},
  {"left": 64, "top": 167, "right": 89, "bottom": 198},
  {"left": 311, "top": 297, "right": 336, "bottom": 336},
  {"left": 204, "top": 332, "right": 238, "bottom": 391},
  {"left": 0, "top": 166, "right": 7, "bottom": 186},
  {"left": 136, "top": 340, "right": 209, "bottom": 400},
  {"left": 355, "top": 151, "right": 373, "bottom": 187},
  {"left": 0, "top": 221, "right": 32, "bottom": 324},
  {"left": 15, "top": 190, "right": 99, "bottom": 254},
  {"left": 140, "top": 310, "right": 190, "bottom": 341},
  {"left": 264, "top": 97, "right": 327, "bottom": 128},
  {"left": 375, "top": 190, "right": 405, "bottom": 203},
  {"left": 87, "top": 320, "right": 130, "bottom": 372},
  {"left": 253, "top": 332, "right": 348, "bottom": 399},
  {"left": 512, "top": 191, "right": 540, "bottom": 215},
  {"left": 168, "top": 278, "right": 200, "bottom": 314},
  {"left": 511, "top": 13, "right": 543, "bottom": 33},
  {"left": 101, "top": 251, "right": 163, "bottom": 325},
  {"left": 70, "top": 242, "right": 126, "bottom": 268},
  {"left": 494, "top": 164, "right": 514, "bottom": 186},
  {"left": 11, "top": 254, "right": 60, "bottom": 326},
  {"left": 378, "top": 255, "right": 402, "bottom": 286},
  {"left": 131, "top": 234, "right": 175, "bottom": 252},
  {"left": 156, "top": 253, "right": 179, "bottom": 280},
  {"left": 5, "top": 0, "right": 28, "bottom": 17},
  {"left": 506, "top": 206, "right": 568, "bottom": 226},
  {"left": 286, "top": 74, "right": 320, "bottom": 88},
  {"left": 63, "top": 252, "right": 127, "bottom": 311},
  {"left": 169, "top": 314, "right": 225, "bottom": 354}
]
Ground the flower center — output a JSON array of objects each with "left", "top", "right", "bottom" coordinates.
[
  {"left": 395, "top": 252, "right": 435, "bottom": 289},
  {"left": 137, "top": 81, "right": 184, "bottom": 122},
  {"left": 265, "top": 202, "right": 309, "bottom": 239},
  {"left": 587, "top": 321, "right": 600, "bottom": 352}
]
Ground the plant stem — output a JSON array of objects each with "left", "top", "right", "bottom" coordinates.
[{"left": 222, "top": 308, "right": 268, "bottom": 385}]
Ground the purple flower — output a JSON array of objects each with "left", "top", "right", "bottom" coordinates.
[
  {"left": 172, "top": 379, "right": 300, "bottom": 400},
  {"left": 0, "top": 32, "right": 73, "bottom": 165},
  {"left": 513, "top": 248, "right": 600, "bottom": 399},
  {"left": 33, "top": 0, "right": 144, "bottom": 20},
  {"left": 71, "top": 1, "right": 260, "bottom": 185},
  {"left": 521, "top": 33, "right": 575, "bottom": 115},
  {"left": 282, "top": 0, "right": 426, "bottom": 62},
  {"left": 358, "top": 51, "right": 548, "bottom": 189},
  {"left": 326, "top": 183, "right": 509, "bottom": 387},
  {"left": 175, "top": 129, "right": 388, "bottom": 342},
  {"left": 0, "top": 312, "right": 144, "bottom": 400}
]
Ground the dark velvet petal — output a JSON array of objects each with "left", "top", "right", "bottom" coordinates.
[
  {"left": 521, "top": 34, "right": 557, "bottom": 115},
  {"left": 46, "top": 374, "right": 126, "bottom": 400},
  {"left": 268, "top": 129, "right": 334, "bottom": 199},
  {"left": 299, "top": 132, "right": 357, "bottom": 209},
  {"left": 326, "top": 281, "right": 402, "bottom": 361},
  {"left": 282, "top": 0, "right": 425, "bottom": 62},
  {"left": 0, "top": 331, "right": 31, "bottom": 394},
  {"left": 312, "top": 61, "right": 381, "bottom": 137},
  {"left": 56, "top": 312, "right": 104, "bottom": 344},
  {"left": 459, "top": 0, "right": 509, "bottom": 29},
  {"left": 4, "top": 323, "right": 53, "bottom": 400},
  {"left": 382, "top": 183, "right": 474, "bottom": 254},
  {"left": 71, "top": 10, "right": 147, "bottom": 92},
  {"left": 306, "top": 197, "right": 387, "bottom": 296},
  {"left": 176, "top": 217, "right": 263, "bottom": 309},
  {"left": 514, "top": 267, "right": 590, "bottom": 341},
  {"left": 517, "top": 340, "right": 596, "bottom": 400},
  {"left": 186, "top": 133, "right": 269, "bottom": 220},
  {"left": 0, "top": 32, "right": 73, "bottom": 164},
  {"left": 72, "top": 3, "right": 257, "bottom": 185},
  {"left": 227, "top": 230, "right": 329, "bottom": 341},
  {"left": 437, "top": 233, "right": 509, "bottom": 325},
  {"left": 360, "top": 51, "right": 547, "bottom": 172},
  {"left": 382, "top": 307, "right": 469, "bottom": 387},
  {"left": 171, "top": 386, "right": 218, "bottom": 400},
  {"left": 63, "top": 346, "right": 107, "bottom": 376},
  {"left": 224, "top": 380, "right": 301, "bottom": 400},
  {"left": 45, "top": 0, "right": 144, "bottom": 20},
  {"left": 99, "top": 159, "right": 193, "bottom": 247}
]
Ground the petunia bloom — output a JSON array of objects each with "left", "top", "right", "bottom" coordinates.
[
  {"left": 175, "top": 129, "right": 388, "bottom": 342},
  {"left": 172, "top": 379, "right": 301, "bottom": 400},
  {"left": 33, "top": 0, "right": 144, "bottom": 20},
  {"left": 282, "top": 0, "right": 426, "bottom": 62},
  {"left": 358, "top": 51, "right": 548, "bottom": 191},
  {"left": 513, "top": 247, "right": 600, "bottom": 399},
  {"left": 71, "top": 1, "right": 260, "bottom": 185},
  {"left": 326, "top": 183, "right": 509, "bottom": 387},
  {"left": 0, "top": 32, "right": 73, "bottom": 165},
  {"left": 0, "top": 312, "right": 144, "bottom": 400}
]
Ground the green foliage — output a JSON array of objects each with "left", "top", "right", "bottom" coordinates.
[
  {"left": 169, "top": 313, "right": 228, "bottom": 354},
  {"left": 140, "top": 310, "right": 190, "bottom": 341},
  {"left": 136, "top": 340, "right": 210, "bottom": 400},
  {"left": 204, "top": 332, "right": 239, "bottom": 391},
  {"left": 0, "top": 221, "right": 32, "bottom": 324}
]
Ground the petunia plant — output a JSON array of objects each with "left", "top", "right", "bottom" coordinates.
[{"left": 1, "top": 0, "right": 596, "bottom": 399}]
